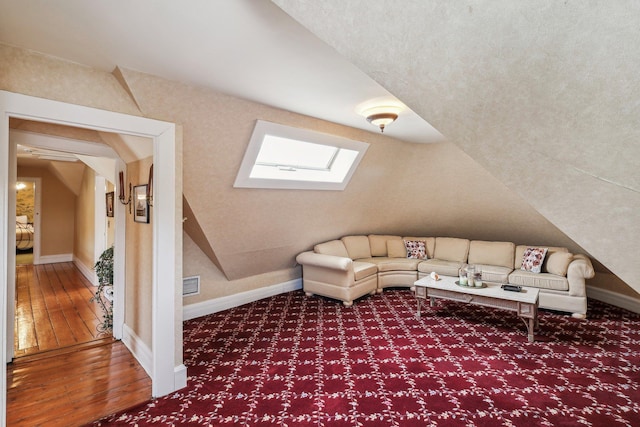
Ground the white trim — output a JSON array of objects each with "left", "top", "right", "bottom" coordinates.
[
  {"left": 174, "top": 364, "right": 188, "bottom": 390},
  {"left": 73, "top": 255, "right": 97, "bottom": 286},
  {"left": 37, "top": 253, "right": 73, "bottom": 264},
  {"left": 94, "top": 175, "right": 108, "bottom": 270},
  {"left": 183, "top": 279, "right": 302, "bottom": 321},
  {"left": 122, "top": 323, "right": 153, "bottom": 378},
  {"left": 234, "top": 120, "right": 368, "bottom": 191},
  {"left": 11, "top": 129, "right": 119, "bottom": 158},
  {"left": 587, "top": 285, "right": 640, "bottom": 314},
  {"left": 0, "top": 90, "right": 182, "bottom": 425}
]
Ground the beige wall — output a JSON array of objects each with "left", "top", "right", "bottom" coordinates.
[
  {"left": 124, "top": 157, "right": 154, "bottom": 347},
  {"left": 2, "top": 42, "right": 633, "bottom": 308},
  {"left": 74, "top": 166, "right": 95, "bottom": 269},
  {"left": 16, "top": 164, "right": 76, "bottom": 257},
  {"left": 118, "top": 67, "right": 597, "bottom": 304}
]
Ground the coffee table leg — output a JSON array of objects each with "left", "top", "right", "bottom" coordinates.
[{"left": 521, "top": 317, "right": 535, "bottom": 342}]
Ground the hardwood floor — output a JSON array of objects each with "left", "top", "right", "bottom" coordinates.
[
  {"left": 14, "top": 262, "right": 107, "bottom": 357},
  {"left": 8, "top": 262, "right": 152, "bottom": 426},
  {"left": 7, "top": 340, "right": 152, "bottom": 426}
]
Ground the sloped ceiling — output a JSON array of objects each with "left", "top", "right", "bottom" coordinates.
[
  {"left": 0, "top": 1, "right": 636, "bottom": 296},
  {"left": 273, "top": 0, "right": 640, "bottom": 293}
]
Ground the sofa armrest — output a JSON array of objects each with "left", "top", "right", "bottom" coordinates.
[
  {"left": 296, "top": 251, "right": 353, "bottom": 272},
  {"left": 566, "top": 254, "right": 595, "bottom": 296}
]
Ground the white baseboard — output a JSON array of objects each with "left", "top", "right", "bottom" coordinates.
[
  {"left": 36, "top": 253, "right": 73, "bottom": 264},
  {"left": 122, "top": 324, "right": 189, "bottom": 395},
  {"left": 587, "top": 285, "right": 640, "bottom": 314},
  {"left": 183, "top": 278, "right": 302, "bottom": 321},
  {"left": 73, "top": 256, "right": 98, "bottom": 286},
  {"left": 122, "top": 323, "right": 153, "bottom": 379},
  {"left": 174, "top": 364, "right": 188, "bottom": 391}
]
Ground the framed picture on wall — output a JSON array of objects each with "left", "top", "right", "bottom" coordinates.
[
  {"left": 105, "top": 191, "right": 114, "bottom": 217},
  {"left": 133, "top": 185, "right": 149, "bottom": 223}
]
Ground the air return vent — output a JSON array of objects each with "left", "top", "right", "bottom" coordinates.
[{"left": 183, "top": 276, "right": 200, "bottom": 296}]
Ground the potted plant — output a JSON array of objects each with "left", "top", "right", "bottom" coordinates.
[{"left": 92, "top": 246, "right": 114, "bottom": 332}]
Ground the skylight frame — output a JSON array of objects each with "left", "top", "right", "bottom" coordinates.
[{"left": 234, "top": 120, "right": 369, "bottom": 191}]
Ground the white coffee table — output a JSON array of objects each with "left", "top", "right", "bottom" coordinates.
[{"left": 414, "top": 275, "right": 540, "bottom": 342}]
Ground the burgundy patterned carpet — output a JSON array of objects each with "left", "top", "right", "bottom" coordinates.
[{"left": 92, "top": 289, "right": 640, "bottom": 426}]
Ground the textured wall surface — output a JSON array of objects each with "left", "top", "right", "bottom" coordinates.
[
  {"left": 274, "top": 0, "right": 640, "bottom": 293},
  {"left": 2, "top": 40, "right": 632, "bottom": 306},
  {"left": 125, "top": 157, "right": 154, "bottom": 348},
  {"left": 116, "top": 67, "right": 594, "bottom": 292}
]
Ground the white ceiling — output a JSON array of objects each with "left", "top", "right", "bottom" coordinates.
[{"left": 0, "top": 0, "right": 444, "bottom": 144}]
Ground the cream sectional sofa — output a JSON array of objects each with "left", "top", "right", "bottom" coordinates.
[{"left": 295, "top": 235, "right": 595, "bottom": 317}]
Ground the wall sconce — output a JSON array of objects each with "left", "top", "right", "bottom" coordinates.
[
  {"left": 146, "top": 164, "right": 153, "bottom": 207},
  {"left": 118, "top": 171, "right": 132, "bottom": 214}
]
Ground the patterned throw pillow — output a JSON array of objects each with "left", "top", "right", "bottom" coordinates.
[
  {"left": 520, "top": 247, "right": 548, "bottom": 273},
  {"left": 404, "top": 240, "right": 427, "bottom": 259}
]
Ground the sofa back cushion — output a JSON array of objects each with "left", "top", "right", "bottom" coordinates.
[
  {"left": 314, "top": 240, "right": 349, "bottom": 258},
  {"left": 515, "top": 245, "right": 567, "bottom": 269},
  {"left": 387, "top": 240, "right": 408, "bottom": 258},
  {"left": 544, "top": 251, "right": 574, "bottom": 276},
  {"left": 368, "top": 235, "right": 402, "bottom": 257},
  {"left": 403, "top": 237, "right": 435, "bottom": 259},
  {"left": 468, "top": 241, "right": 515, "bottom": 269},
  {"left": 434, "top": 237, "right": 470, "bottom": 262},
  {"left": 341, "top": 235, "right": 372, "bottom": 260}
]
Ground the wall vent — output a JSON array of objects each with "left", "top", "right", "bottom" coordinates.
[{"left": 183, "top": 276, "right": 200, "bottom": 296}]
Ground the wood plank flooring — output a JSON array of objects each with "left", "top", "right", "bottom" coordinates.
[
  {"left": 7, "top": 340, "right": 152, "bottom": 426},
  {"left": 14, "top": 262, "right": 107, "bottom": 357},
  {"left": 8, "top": 262, "right": 152, "bottom": 426}
]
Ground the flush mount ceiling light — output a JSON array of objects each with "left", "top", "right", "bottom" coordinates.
[
  {"left": 366, "top": 112, "right": 398, "bottom": 133},
  {"left": 357, "top": 100, "right": 404, "bottom": 133}
]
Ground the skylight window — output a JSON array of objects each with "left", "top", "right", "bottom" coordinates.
[{"left": 234, "top": 120, "right": 369, "bottom": 190}]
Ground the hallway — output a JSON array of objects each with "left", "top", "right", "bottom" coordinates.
[
  {"left": 14, "top": 261, "right": 106, "bottom": 358},
  {"left": 7, "top": 340, "right": 152, "bottom": 426},
  {"left": 8, "top": 261, "right": 152, "bottom": 426}
]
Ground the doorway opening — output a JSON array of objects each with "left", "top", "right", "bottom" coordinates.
[
  {"left": 13, "top": 144, "right": 119, "bottom": 358},
  {"left": 1, "top": 91, "right": 184, "bottom": 425},
  {"left": 15, "top": 177, "right": 38, "bottom": 266}
]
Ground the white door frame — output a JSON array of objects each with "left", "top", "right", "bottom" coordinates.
[
  {"left": 0, "top": 91, "right": 185, "bottom": 427},
  {"left": 94, "top": 175, "right": 107, "bottom": 285}
]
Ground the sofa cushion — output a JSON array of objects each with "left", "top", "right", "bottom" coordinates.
[
  {"left": 508, "top": 270, "right": 569, "bottom": 291},
  {"left": 520, "top": 247, "right": 548, "bottom": 273},
  {"left": 376, "top": 258, "right": 421, "bottom": 272},
  {"left": 433, "top": 237, "right": 469, "bottom": 263},
  {"left": 353, "top": 261, "right": 378, "bottom": 281},
  {"left": 544, "top": 251, "right": 573, "bottom": 276},
  {"left": 515, "top": 245, "right": 568, "bottom": 269},
  {"left": 368, "top": 235, "right": 402, "bottom": 257},
  {"left": 314, "top": 240, "right": 349, "bottom": 258},
  {"left": 418, "top": 259, "right": 463, "bottom": 277},
  {"left": 468, "top": 241, "right": 515, "bottom": 269},
  {"left": 404, "top": 240, "right": 427, "bottom": 259},
  {"left": 342, "top": 235, "right": 372, "bottom": 260},
  {"left": 473, "top": 264, "right": 512, "bottom": 284},
  {"left": 403, "top": 237, "right": 435, "bottom": 259},
  {"left": 387, "top": 240, "right": 408, "bottom": 258}
]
